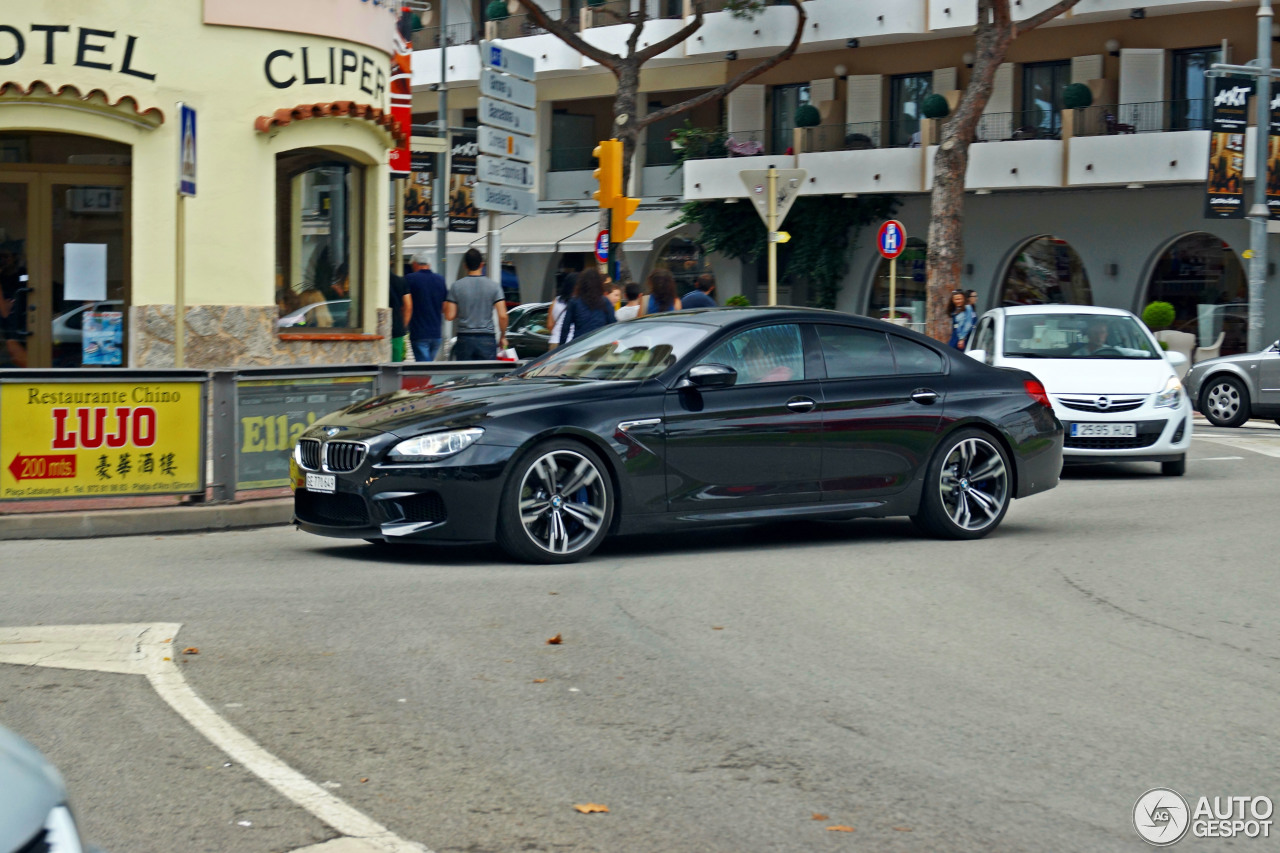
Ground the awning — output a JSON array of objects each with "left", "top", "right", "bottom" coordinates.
[
  {"left": 402, "top": 208, "right": 687, "bottom": 256},
  {"left": 557, "top": 208, "right": 687, "bottom": 253}
]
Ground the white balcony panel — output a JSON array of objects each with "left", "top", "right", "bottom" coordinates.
[
  {"left": 412, "top": 45, "right": 482, "bottom": 87},
  {"left": 803, "top": 0, "right": 926, "bottom": 49},
  {"left": 1072, "top": 0, "right": 1249, "bottom": 20},
  {"left": 928, "top": 0, "right": 977, "bottom": 32},
  {"left": 926, "top": 141, "right": 1065, "bottom": 189},
  {"left": 685, "top": 5, "right": 806, "bottom": 58},
  {"left": 799, "top": 149, "right": 925, "bottom": 195},
  {"left": 1067, "top": 132, "right": 1213, "bottom": 187},
  {"left": 684, "top": 155, "right": 776, "bottom": 200},
  {"left": 583, "top": 18, "right": 688, "bottom": 66},
  {"left": 545, "top": 170, "right": 597, "bottom": 202},
  {"left": 495, "top": 33, "right": 585, "bottom": 75},
  {"left": 643, "top": 165, "right": 685, "bottom": 199}
]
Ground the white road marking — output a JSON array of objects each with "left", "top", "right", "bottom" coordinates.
[
  {"left": 1194, "top": 456, "right": 1246, "bottom": 462},
  {"left": 0, "top": 624, "right": 430, "bottom": 853},
  {"left": 1194, "top": 435, "right": 1280, "bottom": 459}
]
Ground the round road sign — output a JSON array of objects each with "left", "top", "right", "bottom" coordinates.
[
  {"left": 877, "top": 220, "right": 907, "bottom": 260},
  {"left": 595, "top": 230, "right": 610, "bottom": 264}
]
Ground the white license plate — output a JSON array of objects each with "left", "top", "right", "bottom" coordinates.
[
  {"left": 1070, "top": 423, "right": 1137, "bottom": 438},
  {"left": 305, "top": 473, "right": 336, "bottom": 493}
]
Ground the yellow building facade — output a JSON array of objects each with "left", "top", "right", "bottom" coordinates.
[{"left": 0, "top": 0, "right": 400, "bottom": 368}]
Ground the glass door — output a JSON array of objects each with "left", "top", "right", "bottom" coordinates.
[{"left": 0, "top": 177, "right": 34, "bottom": 368}]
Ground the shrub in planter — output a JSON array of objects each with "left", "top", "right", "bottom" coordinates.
[
  {"left": 1062, "top": 82, "right": 1093, "bottom": 110},
  {"left": 726, "top": 294, "right": 751, "bottom": 307},
  {"left": 486, "top": 0, "right": 509, "bottom": 19},
  {"left": 794, "top": 104, "right": 821, "bottom": 128},
  {"left": 922, "top": 94, "right": 950, "bottom": 120},
  {"left": 1142, "top": 301, "right": 1176, "bottom": 331}
]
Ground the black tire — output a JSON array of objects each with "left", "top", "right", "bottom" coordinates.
[
  {"left": 912, "top": 428, "right": 1012, "bottom": 540},
  {"left": 496, "top": 439, "right": 613, "bottom": 564},
  {"left": 1161, "top": 456, "right": 1186, "bottom": 477},
  {"left": 1200, "top": 375, "right": 1250, "bottom": 428}
]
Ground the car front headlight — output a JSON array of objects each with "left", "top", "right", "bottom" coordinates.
[
  {"left": 1155, "top": 376, "right": 1182, "bottom": 408},
  {"left": 44, "top": 805, "right": 86, "bottom": 853},
  {"left": 386, "top": 428, "right": 484, "bottom": 463}
]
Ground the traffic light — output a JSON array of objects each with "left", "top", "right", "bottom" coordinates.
[
  {"left": 592, "top": 139, "right": 622, "bottom": 209},
  {"left": 611, "top": 194, "right": 640, "bottom": 244}
]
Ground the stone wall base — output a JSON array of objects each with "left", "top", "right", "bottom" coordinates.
[{"left": 129, "top": 305, "right": 391, "bottom": 368}]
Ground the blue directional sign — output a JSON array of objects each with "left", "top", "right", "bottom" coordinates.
[{"left": 178, "top": 103, "right": 197, "bottom": 197}]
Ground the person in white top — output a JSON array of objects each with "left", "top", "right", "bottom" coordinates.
[
  {"left": 615, "top": 281, "right": 643, "bottom": 322},
  {"left": 547, "top": 274, "right": 576, "bottom": 348}
]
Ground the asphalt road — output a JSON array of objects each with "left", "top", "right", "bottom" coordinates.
[{"left": 1, "top": 430, "right": 1278, "bottom": 853}]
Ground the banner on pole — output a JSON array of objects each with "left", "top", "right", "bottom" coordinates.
[
  {"left": 405, "top": 150, "right": 434, "bottom": 233},
  {"left": 388, "top": 12, "right": 413, "bottom": 177},
  {"left": 1205, "top": 76, "right": 1251, "bottom": 220},
  {"left": 1268, "top": 92, "right": 1280, "bottom": 221},
  {"left": 448, "top": 135, "right": 479, "bottom": 234}
]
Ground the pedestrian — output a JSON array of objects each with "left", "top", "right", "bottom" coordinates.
[
  {"left": 963, "top": 288, "right": 979, "bottom": 348},
  {"left": 615, "top": 282, "right": 643, "bottom": 321},
  {"left": 681, "top": 273, "right": 717, "bottom": 309},
  {"left": 554, "top": 268, "right": 616, "bottom": 346},
  {"left": 637, "top": 269, "right": 682, "bottom": 317},
  {"left": 444, "top": 248, "right": 508, "bottom": 360},
  {"left": 389, "top": 264, "right": 412, "bottom": 362},
  {"left": 605, "top": 281, "right": 623, "bottom": 311},
  {"left": 500, "top": 258, "right": 521, "bottom": 306},
  {"left": 405, "top": 250, "right": 448, "bottom": 361},
  {"left": 548, "top": 273, "right": 576, "bottom": 349},
  {"left": 949, "top": 290, "right": 975, "bottom": 350}
]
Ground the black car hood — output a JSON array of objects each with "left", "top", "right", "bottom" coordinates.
[{"left": 315, "top": 377, "right": 639, "bottom": 437}]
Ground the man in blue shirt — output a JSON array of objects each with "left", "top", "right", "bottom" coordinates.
[
  {"left": 681, "top": 274, "right": 717, "bottom": 309},
  {"left": 404, "top": 250, "right": 448, "bottom": 361}
]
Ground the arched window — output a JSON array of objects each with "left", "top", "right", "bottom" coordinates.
[
  {"left": 867, "top": 237, "right": 927, "bottom": 328},
  {"left": 1001, "top": 236, "right": 1092, "bottom": 307},
  {"left": 1145, "top": 233, "right": 1246, "bottom": 355}
]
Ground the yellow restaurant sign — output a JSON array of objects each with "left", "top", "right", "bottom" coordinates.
[{"left": 0, "top": 381, "right": 204, "bottom": 501}]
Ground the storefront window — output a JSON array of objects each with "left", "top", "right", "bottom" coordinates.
[
  {"left": 652, "top": 237, "right": 711, "bottom": 296},
  {"left": 1146, "top": 233, "right": 1247, "bottom": 356},
  {"left": 867, "top": 237, "right": 927, "bottom": 329},
  {"left": 275, "top": 149, "right": 364, "bottom": 330},
  {"left": 1001, "top": 236, "right": 1092, "bottom": 307}
]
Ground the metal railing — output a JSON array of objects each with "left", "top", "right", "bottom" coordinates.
[
  {"left": 645, "top": 138, "right": 682, "bottom": 167},
  {"left": 411, "top": 21, "right": 479, "bottom": 49},
  {"left": 1070, "top": 100, "right": 1210, "bottom": 137},
  {"left": 484, "top": 10, "right": 580, "bottom": 39},
  {"left": 550, "top": 146, "right": 598, "bottom": 172},
  {"left": 676, "top": 128, "right": 768, "bottom": 160},
  {"left": 799, "top": 120, "right": 924, "bottom": 153},
  {"left": 972, "top": 110, "right": 1064, "bottom": 143}
]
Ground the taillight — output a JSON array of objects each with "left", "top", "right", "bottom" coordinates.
[{"left": 1024, "top": 379, "right": 1052, "bottom": 408}]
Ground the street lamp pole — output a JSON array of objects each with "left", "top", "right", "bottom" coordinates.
[{"left": 1248, "top": 0, "right": 1273, "bottom": 353}]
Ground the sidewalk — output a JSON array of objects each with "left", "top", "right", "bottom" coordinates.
[{"left": 0, "top": 496, "right": 293, "bottom": 541}]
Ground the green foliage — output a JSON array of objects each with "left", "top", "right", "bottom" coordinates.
[
  {"left": 725, "top": 294, "right": 752, "bottom": 307},
  {"left": 1142, "top": 301, "right": 1176, "bottom": 331},
  {"left": 673, "top": 195, "right": 901, "bottom": 309},
  {"left": 921, "top": 93, "right": 950, "bottom": 120},
  {"left": 722, "top": 0, "right": 769, "bottom": 20},
  {"left": 587, "top": 0, "right": 606, "bottom": 6},
  {"left": 667, "top": 120, "right": 728, "bottom": 171},
  {"left": 794, "top": 104, "right": 821, "bottom": 128},
  {"left": 486, "top": 0, "right": 509, "bottom": 19},
  {"left": 1062, "top": 82, "right": 1093, "bottom": 109}
]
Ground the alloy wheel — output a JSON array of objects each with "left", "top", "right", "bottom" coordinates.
[
  {"left": 938, "top": 437, "right": 1009, "bottom": 532},
  {"left": 1205, "top": 381, "right": 1241, "bottom": 422},
  {"left": 517, "top": 450, "right": 609, "bottom": 555}
]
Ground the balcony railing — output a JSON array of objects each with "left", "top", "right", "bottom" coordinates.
[
  {"left": 646, "top": 138, "right": 682, "bottom": 167},
  {"left": 675, "top": 128, "right": 768, "bottom": 160},
  {"left": 484, "top": 11, "right": 580, "bottom": 40},
  {"left": 1071, "top": 100, "right": 1210, "bottom": 137},
  {"left": 973, "top": 111, "right": 1064, "bottom": 143},
  {"left": 411, "top": 21, "right": 479, "bottom": 49},
  {"left": 800, "top": 121, "right": 925, "bottom": 152},
  {"left": 550, "top": 146, "right": 598, "bottom": 172}
]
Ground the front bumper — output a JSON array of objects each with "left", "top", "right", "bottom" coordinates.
[
  {"left": 291, "top": 440, "right": 518, "bottom": 543},
  {"left": 1055, "top": 398, "right": 1192, "bottom": 463}
]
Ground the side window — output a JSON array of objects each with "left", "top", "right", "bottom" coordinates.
[
  {"left": 815, "top": 325, "right": 896, "bottom": 379},
  {"left": 700, "top": 324, "right": 805, "bottom": 385},
  {"left": 526, "top": 306, "right": 550, "bottom": 335},
  {"left": 890, "top": 336, "right": 944, "bottom": 375},
  {"left": 972, "top": 318, "right": 994, "bottom": 355}
]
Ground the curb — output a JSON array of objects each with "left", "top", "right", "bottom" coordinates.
[{"left": 0, "top": 499, "right": 294, "bottom": 541}]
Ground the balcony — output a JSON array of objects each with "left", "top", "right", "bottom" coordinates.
[
  {"left": 410, "top": 21, "right": 479, "bottom": 50},
  {"left": 1066, "top": 100, "right": 1219, "bottom": 187},
  {"left": 686, "top": 0, "right": 925, "bottom": 57}
]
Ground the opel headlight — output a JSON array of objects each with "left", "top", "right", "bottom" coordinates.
[
  {"left": 387, "top": 428, "right": 484, "bottom": 462},
  {"left": 1155, "top": 376, "right": 1182, "bottom": 408}
]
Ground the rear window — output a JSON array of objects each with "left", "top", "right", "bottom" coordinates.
[{"left": 890, "top": 336, "right": 944, "bottom": 374}]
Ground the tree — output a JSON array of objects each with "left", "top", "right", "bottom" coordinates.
[
  {"left": 511, "top": 0, "right": 807, "bottom": 268},
  {"left": 926, "top": 0, "right": 1080, "bottom": 341}
]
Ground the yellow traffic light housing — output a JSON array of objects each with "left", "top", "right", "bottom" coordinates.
[
  {"left": 611, "top": 195, "right": 640, "bottom": 244},
  {"left": 592, "top": 139, "right": 622, "bottom": 208}
]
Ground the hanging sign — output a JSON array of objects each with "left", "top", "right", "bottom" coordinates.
[
  {"left": 388, "top": 13, "right": 413, "bottom": 177},
  {"left": 448, "top": 135, "right": 479, "bottom": 233},
  {"left": 405, "top": 149, "right": 434, "bottom": 232},
  {"left": 1268, "top": 92, "right": 1280, "bottom": 221},
  {"left": 1205, "top": 76, "right": 1251, "bottom": 220}
]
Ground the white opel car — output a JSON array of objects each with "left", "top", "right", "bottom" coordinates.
[{"left": 967, "top": 306, "right": 1192, "bottom": 475}]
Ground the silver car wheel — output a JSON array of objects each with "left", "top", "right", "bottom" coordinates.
[
  {"left": 1205, "top": 381, "right": 1241, "bottom": 422},
  {"left": 518, "top": 450, "right": 608, "bottom": 555},
  {"left": 939, "top": 437, "right": 1009, "bottom": 532}
]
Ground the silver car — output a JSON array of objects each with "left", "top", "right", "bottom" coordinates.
[
  {"left": 1184, "top": 339, "right": 1280, "bottom": 428},
  {"left": 0, "top": 724, "right": 95, "bottom": 852}
]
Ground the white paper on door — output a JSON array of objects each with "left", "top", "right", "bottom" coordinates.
[{"left": 64, "top": 243, "right": 108, "bottom": 301}]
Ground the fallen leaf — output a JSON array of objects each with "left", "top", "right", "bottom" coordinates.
[
  {"left": 826, "top": 825, "right": 855, "bottom": 833},
  {"left": 162, "top": 657, "right": 171, "bottom": 661},
  {"left": 360, "top": 777, "right": 369, "bottom": 783},
  {"left": 712, "top": 626, "right": 724, "bottom": 630},
  {"left": 549, "top": 591, "right": 559, "bottom": 595},
  {"left": 811, "top": 813, "right": 828, "bottom": 821},
  {"left": 573, "top": 803, "right": 609, "bottom": 814},
  {"left": 162, "top": 638, "right": 172, "bottom": 643},
  {"left": 182, "top": 647, "right": 199, "bottom": 655},
  {"left": 892, "top": 827, "right": 912, "bottom": 832},
  {"left": 533, "top": 678, "right": 547, "bottom": 683},
  {"left": 546, "top": 633, "right": 563, "bottom": 645}
]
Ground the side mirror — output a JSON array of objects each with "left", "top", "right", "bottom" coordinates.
[
  {"left": 682, "top": 363, "right": 737, "bottom": 389},
  {"left": 1165, "top": 350, "right": 1188, "bottom": 368},
  {"left": 966, "top": 348, "right": 987, "bottom": 363}
]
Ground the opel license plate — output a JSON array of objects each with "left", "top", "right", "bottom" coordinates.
[
  {"left": 305, "top": 473, "right": 336, "bottom": 493},
  {"left": 1070, "top": 423, "right": 1137, "bottom": 438}
]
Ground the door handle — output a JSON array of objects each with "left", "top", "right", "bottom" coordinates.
[
  {"left": 786, "top": 396, "right": 816, "bottom": 413},
  {"left": 911, "top": 389, "right": 940, "bottom": 405}
]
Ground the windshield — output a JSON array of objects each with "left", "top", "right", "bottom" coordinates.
[
  {"left": 518, "top": 320, "right": 716, "bottom": 381},
  {"left": 1002, "top": 313, "right": 1161, "bottom": 359}
]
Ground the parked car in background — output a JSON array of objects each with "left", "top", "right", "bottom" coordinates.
[
  {"left": 1184, "top": 339, "right": 1280, "bottom": 427},
  {"left": 505, "top": 301, "right": 551, "bottom": 359},
  {"left": 0, "top": 723, "right": 96, "bottom": 853},
  {"left": 967, "top": 305, "right": 1192, "bottom": 475},
  {"left": 277, "top": 299, "right": 350, "bottom": 329}
]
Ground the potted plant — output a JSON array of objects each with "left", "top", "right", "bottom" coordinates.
[
  {"left": 921, "top": 93, "right": 950, "bottom": 120},
  {"left": 486, "top": 0, "right": 509, "bottom": 19},
  {"left": 1062, "top": 82, "right": 1093, "bottom": 110},
  {"left": 725, "top": 294, "right": 751, "bottom": 307}
]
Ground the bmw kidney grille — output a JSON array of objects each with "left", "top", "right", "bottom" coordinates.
[
  {"left": 297, "top": 438, "right": 322, "bottom": 470},
  {"left": 324, "top": 440, "right": 367, "bottom": 473}
]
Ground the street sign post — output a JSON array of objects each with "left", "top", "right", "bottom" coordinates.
[
  {"left": 476, "top": 42, "right": 538, "bottom": 278},
  {"left": 877, "top": 220, "right": 908, "bottom": 324},
  {"left": 176, "top": 102, "right": 197, "bottom": 367},
  {"left": 740, "top": 168, "right": 806, "bottom": 305}
]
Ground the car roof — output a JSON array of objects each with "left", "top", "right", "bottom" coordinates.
[
  {"left": 995, "top": 305, "right": 1136, "bottom": 318},
  {"left": 635, "top": 306, "right": 901, "bottom": 330}
]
